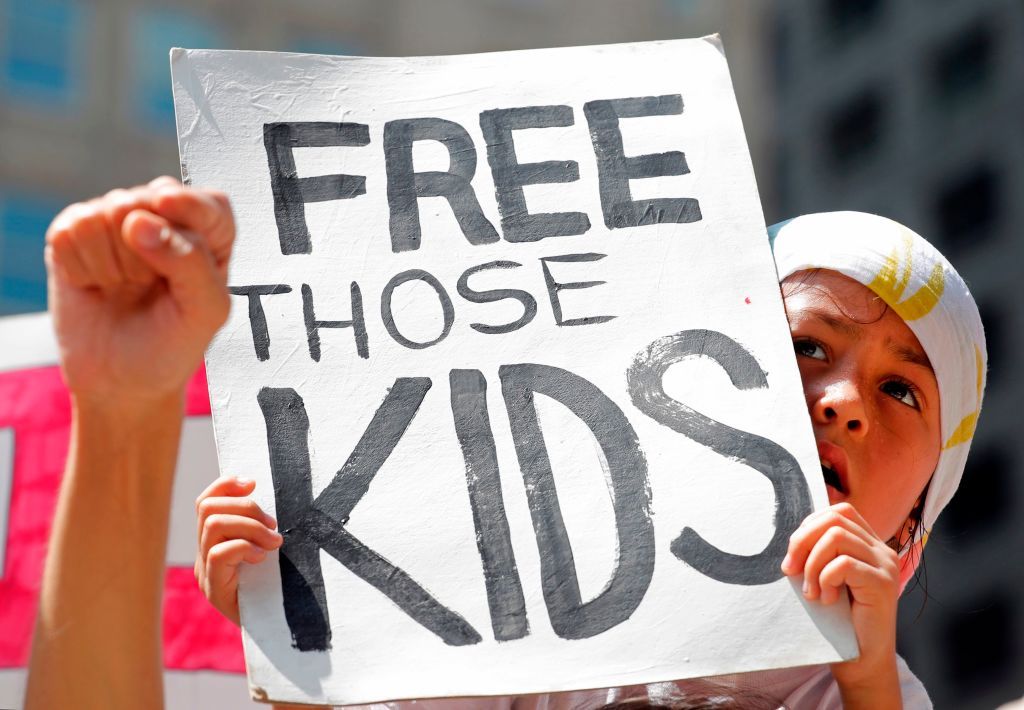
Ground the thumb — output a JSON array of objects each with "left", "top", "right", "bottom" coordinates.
[{"left": 122, "top": 209, "right": 230, "bottom": 331}]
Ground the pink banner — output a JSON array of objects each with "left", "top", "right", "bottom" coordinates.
[{"left": 0, "top": 364, "right": 244, "bottom": 672}]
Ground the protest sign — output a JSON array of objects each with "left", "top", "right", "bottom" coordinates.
[{"left": 171, "top": 37, "right": 857, "bottom": 705}]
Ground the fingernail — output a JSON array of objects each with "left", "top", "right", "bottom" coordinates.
[
  {"left": 168, "top": 231, "right": 194, "bottom": 256},
  {"left": 265, "top": 514, "right": 278, "bottom": 529},
  {"left": 136, "top": 218, "right": 168, "bottom": 250},
  {"left": 235, "top": 476, "right": 252, "bottom": 485},
  {"left": 802, "top": 579, "right": 810, "bottom": 596},
  {"left": 780, "top": 553, "right": 792, "bottom": 572}
]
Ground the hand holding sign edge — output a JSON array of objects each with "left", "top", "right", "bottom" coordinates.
[{"left": 196, "top": 476, "right": 283, "bottom": 626}]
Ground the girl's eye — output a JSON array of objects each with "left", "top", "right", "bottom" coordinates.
[
  {"left": 881, "top": 379, "right": 921, "bottom": 409},
  {"left": 794, "top": 339, "right": 826, "bottom": 361}
]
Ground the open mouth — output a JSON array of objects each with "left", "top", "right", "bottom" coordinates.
[{"left": 821, "top": 461, "right": 845, "bottom": 493}]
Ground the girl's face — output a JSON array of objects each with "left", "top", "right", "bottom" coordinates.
[{"left": 782, "top": 269, "right": 942, "bottom": 542}]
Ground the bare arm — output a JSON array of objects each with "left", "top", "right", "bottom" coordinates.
[
  {"left": 27, "top": 394, "right": 184, "bottom": 707},
  {"left": 25, "top": 178, "right": 234, "bottom": 710}
]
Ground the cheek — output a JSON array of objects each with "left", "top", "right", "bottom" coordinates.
[
  {"left": 859, "top": 453, "right": 924, "bottom": 540},
  {"left": 868, "top": 416, "right": 937, "bottom": 501}
]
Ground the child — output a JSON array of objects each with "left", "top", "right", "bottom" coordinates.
[{"left": 196, "top": 211, "right": 985, "bottom": 709}]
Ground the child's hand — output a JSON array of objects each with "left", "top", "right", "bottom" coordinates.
[
  {"left": 781, "top": 502, "right": 902, "bottom": 708},
  {"left": 195, "top": 476, "right": 283, "bottom": 625},
  {"left": 47, "top": 177, "right": 234, "bottom": 409}
]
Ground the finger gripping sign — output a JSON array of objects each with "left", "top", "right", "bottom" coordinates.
[{"left": 171, "top": 37, "right": 857, "bottom": 705}]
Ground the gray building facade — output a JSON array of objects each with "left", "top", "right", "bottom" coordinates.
[
  {"left": 3, "top": 0, "right": 1018, "bottom": 707},
  {"left": 767, "top": 1, "right": 1024, "bottom": 707}
]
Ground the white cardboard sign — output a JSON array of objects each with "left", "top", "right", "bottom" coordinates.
[{"left": 171, "top": 38, "right": 857, "bottom": 706}]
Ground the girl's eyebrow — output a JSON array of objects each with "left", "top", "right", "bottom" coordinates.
[
  {"left": 795, "top": 308, "right": 862, "bottom": 340},
  {"left": 797, "top": 308, "right": 934, "bottom": 372},
  {"left": 887, "top": 338, "right": 934, "bottom": 371}
]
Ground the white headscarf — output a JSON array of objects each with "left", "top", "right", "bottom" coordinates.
[{"left": 769, "top": 212, "right": 987, "bottom": 584}]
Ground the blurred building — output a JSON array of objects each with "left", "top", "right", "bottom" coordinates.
[
  {"left": 766, "top": 1, "right": 1024, "bottom": 707},
  {"left": 0, "top": 0, "right": 769, "bottom": 315},
  {"left": 2, "top": 0, "right": 1020, "bottom": 708}
]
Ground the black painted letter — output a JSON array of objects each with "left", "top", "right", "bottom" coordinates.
[
  {"left": 258, "top": 387, "right": 331, "bottom": 651},
  {"left": 499, "top": 364, "right": 654, "bottom": 640},
  {"left": 539, "top": 253, "right": 615, "bottom": 327},
  {"left": 383, "top": 118, "right": 499, "bottom": 252},
  {"left": 229, "top": 284, "right": 292, "bottom": 361},
  {"left": 259, "top": 382, "right": 483, "bottom": 649},
  {"left": 479, "top": 105, "right": 590, "bottom": 243},
  {"left": 583, "top": 95, "right": 702, "bottom": 229},
  {"left": 380, "top": 269, "right": 455, "bottom": 349},
  {"left": 450, "top": 369, "right": 529, "bottom": 641},
  {"left": 264, "top": 122, "right": 370, "bottom": 254},
  {"left": 456, "top": 261, "right": 537, "bottom": 335},
  {"left": 626, "top": 329, "right": 812, "bottom": 585},
  {"left": 302, "top": 283, "right": 369, "bottom": 361}
]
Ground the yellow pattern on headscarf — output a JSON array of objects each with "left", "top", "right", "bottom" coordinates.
[
  {"left": 943, "top": 412, "right": 977, "bottom": 450},
  {"left": 868, "top": 232, "right": 945, "bottom": 321},
  {"left": 943, "top": 344, "right": 985, "bottom": 450},
  {"left": 974, "top": 343, "right": 984, "bottom": 398}
]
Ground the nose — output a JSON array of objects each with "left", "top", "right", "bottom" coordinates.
[{"left": 810, "top": 379, "right": 869, "bottom": 437}]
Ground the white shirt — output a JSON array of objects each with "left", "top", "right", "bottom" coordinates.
[{"left": 336, "top": 656, "right": 932, "bottom": 709}]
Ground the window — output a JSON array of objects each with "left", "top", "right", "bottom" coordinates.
[
  {"left": 289, "top": 38, "right": 362, "bottom": 57},
  {"left": 929, "top": 23, "right": 995, "bottom": 107},
  {"left": 942, "top": 592, "right": 1017, "bottom": 697},
  {"left": 934, "top": 164, "right": 1000, "bottom": 253},
  {"left": 772, "top": 13, "right": 792, "bottom": 93},
  {"left": 772, "top": 145, "right": 793, "bottom": 220},
  {"left": 663, "top": 0, "right": 699, "bottom": 15},
  {"left": 0, "top": 193, "right": 61, "bottom": 315},
  {"left": 0, "top": 0, "right": 87, "bottom": 106},
  {"left": 822, "top": 88, "right": 885, "bottom": 172},
  {"left": 822, "top": 0, "right": 883, "bottom": 44},
  {"left": 132, "top": 9, "right": 223, "bottom": 130},
  {"left": 940, "top": 443, "right": 1009, "bottom": 543}
]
